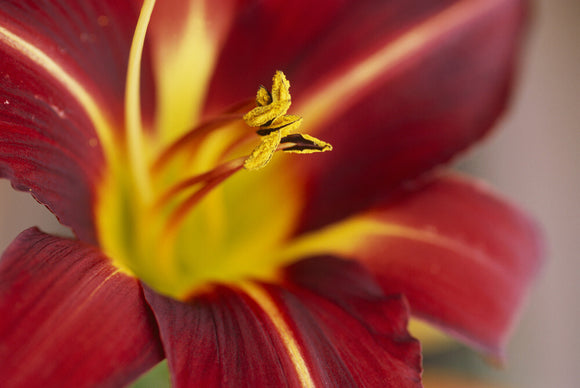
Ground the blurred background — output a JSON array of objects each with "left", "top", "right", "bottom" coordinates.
[{"left": 1, "top": 1, "right": 578, "bottom": 387}]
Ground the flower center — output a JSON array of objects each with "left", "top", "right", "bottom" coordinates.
[{"left": 96, "top": 71, "right": 331, "bottom": 300}]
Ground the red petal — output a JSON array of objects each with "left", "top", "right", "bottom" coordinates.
[
  {"left": 0, "top": 229, "right": 164, "bottom": 388},
  {"left": 0, "top": 1, "right": 143, "bottom": 242},
  {"left": 300, "top": 175, "right": 542, "bottom": 357},
  {"left": 144, "top": 285, "right": 304, "bottom": 387},
  {"left": 145, "top": 257, "right": 421, "bottom": 387},
  {"left": 367, "top": 176, "right": 543, "bottom": 357},
  {"left": 295, "top": 0, "right": 529, "bottom": 232},
  {"left": 0, "top": 104, "right": 103, "bottom": 242},
  {"left": 0, "top": 1, "right": 140, "bottom": 121},
  {"left": 203, "top": 0, "right": 357, "bottom": 113},
  {"left": 204, "top": 0, "right": 527, "bottom": 232},
  {"left": 275, "top": 257, "right": 422, "bottom": 387}
]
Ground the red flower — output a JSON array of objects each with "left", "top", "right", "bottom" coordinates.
[{"left": 0, "top": 0, "right": 543, "bottom": 387}]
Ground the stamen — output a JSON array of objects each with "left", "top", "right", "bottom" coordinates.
[
  {"left": 256, "top": 85, "right": 273, "bottom": 106},
  {"left": 270, "top": 70, "right": 291, "bottom": 102},
  {"left": 154, "top": 157, "right": 245, "bottom": 209},
  {"left": 280, "top": 134, "right": 333, "bottom": 153},
  {"left": 242, "top": 71, "right": 332, "bottom": 171},
  {"left": 162, "top": 159, "right": 244, "bottom": 239},
  {"left": 152, "top": 99, "right": 254, "bottom": 175},
  {"left": 155, "top": 71, "right": 332, "bottom": 244},
  {"left": 243, "top": 131, "right": 282, "bottom": 170},
  {"left": 243, "top": 71, "right": 292, "bottom": 127},
  {"left": 256, "top": 115, "right": 302, "bottom": 136},
  {"left": 152, "top": 113, "right": 243, "bottom": 175},
  {"left": 243, "top": 101, "right": 291, "bottom": 128}
]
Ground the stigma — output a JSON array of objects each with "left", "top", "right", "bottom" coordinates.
[{"left": 243, "top": 71, "right": 332, "bottom": 170}]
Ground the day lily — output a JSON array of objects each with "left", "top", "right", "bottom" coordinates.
[{"left": 0, "top": 0, "right": 543, "bottom": 386}]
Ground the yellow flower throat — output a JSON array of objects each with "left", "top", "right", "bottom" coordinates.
[{"left": 96, "top": 71, "right": 331, "bottom": 300}]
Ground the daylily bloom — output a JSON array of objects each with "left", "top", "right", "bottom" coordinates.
[{"left": 0, "top": 0, "right": 543, "bottom": 387}]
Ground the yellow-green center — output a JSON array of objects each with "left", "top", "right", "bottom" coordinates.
[{"left": 96, "top": 71, "right": 331, "bottom": 300}]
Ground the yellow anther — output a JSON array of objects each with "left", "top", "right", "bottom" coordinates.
[
  {"left": 257, "top": 115, "right": 303, "bottom": 136},
  {"left": 243, "top": 100, "right": 291, "bottom": 127},
  {"left": 243, "top": 71, "right": 332, "bottom": 171},
  {"left": 244, "top": 131, "right": 282, "bottom": 170},
  {"left": 281, "top": 133, "right": 333, "bottom": 154},
  {"left": 256, "top": 86, "right": 272, "bottom": 107},
  {"left": 270, "top": 70, "right": 291, "bottom": 102},
  {"left": 243, "top": 71, "right": 292, "bottom": 127}
]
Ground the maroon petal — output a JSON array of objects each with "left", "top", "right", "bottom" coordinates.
[
  {"left": 144, "top": 285, "right": 304, "bottom": 387},
  {"left": 0, "top": 99, "right": 103, "bottom": 242},
  {"left": 203, "top": 0, "right": 349, "bottom": 114},
  {"left": 145, "top": 257, "right": 421, "bottom": 387},
  {"left": 289, "top": 175, "right": 543, "bottom": 357},
  {"left": 0, "top": 1, "right": 145, "bottom": 242},
  {"left": 0, "top": 228, "right": 164, "bottom": 388},
  {"left": 295, "top": 0, "right": 529, "bottom": 232},
  {"left": 274, "top": 257, "right": 422, "bottom": 387},
  {"left": 0, "top": 1, "right": 140, "bottom": 120},
  {"left": 363, "top": 176, "right": 543, "bottom": 357},
  {"left": 204, "top": 0, "right": 528, "bottom": 232}
]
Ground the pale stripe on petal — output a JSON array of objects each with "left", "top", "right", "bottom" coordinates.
[
  {"left": 298, "top": 0, "right": 510, "bottom": 132},
  {"left": 242, "top": 283, "right": 315, "bottom": 388},
  {"left": 0, "top": 25, "right": 116, "bottom": 161}
]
